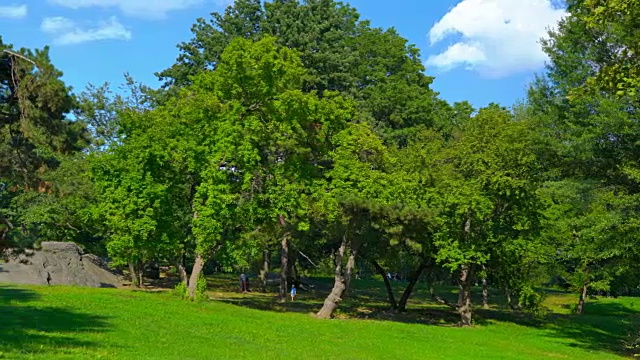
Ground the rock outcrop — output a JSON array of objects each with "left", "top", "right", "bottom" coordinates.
[{"left": 0, "top": 242, "right": 122, "bottom": 288}]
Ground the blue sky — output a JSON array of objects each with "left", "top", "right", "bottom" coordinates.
[{"left": 0, "top": 0, "right": 566, "bottom": 108}]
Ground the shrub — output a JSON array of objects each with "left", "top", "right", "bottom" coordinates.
[
  {"left": 519, "top": 286, "right": 547, "bottom": 317},
  {"left": 172, "top": 276, "right": 208, "bottom": 302},
  {"left": 195, "top": 275, "right": 208, "bottom": 302},
  {"left": 173, "top": 281, "right": 188, "bottom": 300}
]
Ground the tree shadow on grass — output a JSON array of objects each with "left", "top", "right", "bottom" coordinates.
[
  {"left": 475, "top": 301, "right": 640, "bottom": 357},
  {"left": 548, "top": 301, "right": 639, "bottom": 357},
  {"left": 215, "top": 280, "right": 640, "bottom": 357},
  {"left": 0, "top": 285, "right": 111, "bottom": 356},
  {"left": 214, "top": 287, "right": 465, "bottom": 326},
  {"left": 545, "top": 313, "right": 635, "bottom": 356},
  {"left": 215, "top": 291, "right": 322, "bottom": 315}
]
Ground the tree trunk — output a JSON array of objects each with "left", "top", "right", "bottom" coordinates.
[
  {"left": 457, "top": 283, "right": 465, "bottom": 307},
  {"left": 344, "top": 248, "right": 357, "bottom": 293},
  {"left": 177, "top": 254, "right": 188, "bottom": 285},
  {"left": 0, "top": 215, "right": 13, "bottom": 251},
  {"left": 398, "top": 261, "right": 428, "bottom": 312},
  {"left": 279, "top": 234, "right": 289, "bottom": 302},
  {"left": 371, "top": 260, "right": 397, "bottom": 309},
  {"left": 0, "top": 228, "right": 8, "bottom": 251},
  {"left": 138, "top": 260, "right": 143, "bottom": 288},
  {"left": 505, "top": 287, "right": 515, "bottom": 309},
  {"left": 577, "top": 283, "right": 588, "bottom": 314},
  {"left": 259, "top": 249, "right": 270, "bottom": 292},
  {"left": 316, "top": 235, "right": 349, "bottom": 319},
  {"left": 128, "top": 261, "right": 139, "bottom": 287},
  {"left": 482, "top": 277, "right": 489, "bottom": 309},
  {"left": 292, "top": 263, "right": 301, "bottom": 288},
  {"left": 288, "top": 251, "right": 300, "bottom": 288},
  {"left": 458, "top": 265, "right": 473, "bottom": 326},
  {"left": 188, "top": 255, "right": 205, "bottom": 299}
]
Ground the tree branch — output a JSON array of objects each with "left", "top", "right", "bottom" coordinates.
[
  {"left": 430, "top": 286, "right": 459, "bottom": 310},
  {"left": 298, "top": 250, "right": 318, "bottom": 267},
  {"left": 2, "top": 50, "right": 37, "bottom": 67},
  {"left": 0, "top": 213, "right": 15, "bottom": 230}
]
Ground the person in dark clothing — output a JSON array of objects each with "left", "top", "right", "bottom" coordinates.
[{"left": 240, "top": 273, "right": 248, "bottom": 293}]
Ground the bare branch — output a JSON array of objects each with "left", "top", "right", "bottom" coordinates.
[
  {"left": 2, "top": 50, "right": 37, "bottom": 67},
  {"left": 298, "top": 250, "right": 318, "bottom": 267},
  {"left": 430, "top": 286, "right": 459, "bottom": 310}
]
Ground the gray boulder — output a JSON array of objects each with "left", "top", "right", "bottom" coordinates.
[{"left": 0, "top": 242, "right": 122, "bottom": 288}]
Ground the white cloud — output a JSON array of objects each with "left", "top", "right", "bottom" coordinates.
[
  {"left": 47, "top": 0, "right": 210, "bottom": 19},
  {"left": 41, "top": 16, "right": 132, "bottom": 45},
  {"left": 426, "top": 0, "right": 567, "bottom": 78},
  {"left": 0, "top": 4, "right": 27, "bottom": 19}
]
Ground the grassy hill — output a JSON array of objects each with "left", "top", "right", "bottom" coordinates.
[{"left": 1, "top": 279, "right": 638, "bottom": 359}]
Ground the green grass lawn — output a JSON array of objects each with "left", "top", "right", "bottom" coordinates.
[{"left": 1, "top": 278, "right": 638, "bottom": 359}]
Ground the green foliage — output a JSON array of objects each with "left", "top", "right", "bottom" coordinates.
[
  {"left": 89, "top": 103, "right": 189, "bottom": 268},
  {"left": 0, "top": 39, "right": 88, "bottom": 185},
  {"left": 195, "top": 275, "right": 209, "bottom": 302},
  {"left": 158, "top": 0, "right": 441, "bottom": 143},
  {"left": 93, "top": 35, "right": 356, "bottom": 280},
  {"left": 542, "top": 181, "right": 633, "bottom": 299},
  {"left": 173, "top": 277, "right": 209, "bottom": 302},
  {"left": 433, "top": 105, "right": 543, "bottom": 270},
  {"left": 518, "top": 286, "right": 547, "bottom": 317},
  {"left": 74, "top": 74, "right": 154, "bottom": 150},
  {"left": 531, "top": 0, "right": 640, "bottom": 309},
  {"left": 186, "top": 35, "right": 355, "bottom": 260},
  {"left": 11, "top": 155, "right": 105, "bottom": 254},
  {"left": 577, "top": 0, "right": 640, "bottom": 96},
  {"left": 0, "top": 37, "right": 90, "bottom": 249},
  {"left": 173, "top": 281, "right": 188, "bottom": 300}
]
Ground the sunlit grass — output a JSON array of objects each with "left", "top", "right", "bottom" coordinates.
[{"left": 1, "top": 278, "right": 637, "bottom": 359}]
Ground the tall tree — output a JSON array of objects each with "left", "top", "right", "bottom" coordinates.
[
  {"left": 530, "top": 0, "right": 640, "bottom": 311},
  {"left": 90, "top": 107, "right": 188, "bottom": 286},
  {"left": 539, "top": 180, "right": 632, "bottom": 313},
  {"left": 432, "top": 105, "right": 543, "bottom": 325},
  {"left": 157, "top": 0, "right": 442, "bottom": 141},
  {"left": 315, "top": 122, "right": 389, "bottom": 318},
  {"left": 157, "top": 0, "right": 361, "bottom": 95},
  {"left": 0, "top": 38, "right": 88, "bottom": 249},
  {"left": 98, "top": 36, "right": 354, "bottom": 298}
]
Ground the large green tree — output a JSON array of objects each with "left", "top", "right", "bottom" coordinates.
[
  {"left": 96, "top": 36, "right": 354, "bottom": 298},
  {"left": 314, "top": 122, "right": 390, "bottom": 318},
  {"left": 529, "top": 0, "right": 640, "bottom": 311},
  {"left": 1, "top": 37, "right": 88, "bottom": 249},
  {"left": 158, "top": 0, "right": 440, "bottom": 142},
  {"left": 431, "top": 105, "right": 543, "bottom": 325}
]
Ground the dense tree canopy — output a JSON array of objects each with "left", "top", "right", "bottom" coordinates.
[{"left": 0, "top": 37, "right": 89, "bottom": 250}]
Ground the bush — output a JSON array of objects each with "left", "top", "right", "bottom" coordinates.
[
  {"left": 173, "top": 281, "right": 188, "bottom": 300},
  {"left": 518, "top": 286, "right": 547, "bottom": 317},
  {"left": 195, "top": 275, "right": 208, "bottom": 302},
  {"left": 172, "top": 276, "right": 208, "bottom": 302}
]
